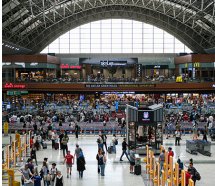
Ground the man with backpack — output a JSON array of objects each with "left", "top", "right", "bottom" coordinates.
[{"left": 188, "top": 162, "right": 201, "bottom": 185}]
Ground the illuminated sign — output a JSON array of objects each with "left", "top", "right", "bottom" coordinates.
[
  {"left": 85, "top": 84, "right": 118, "bottom": 88},
  {"left": 212, "top": 84, "right": 215, "bottom": 88},
  {"left": 100, "top": 60, "right": 127, "bottom": 66},
  {"left": 4, "top": 83, "right": 26, "bottom": 89},
  {"left": 138, "top": 110, "right": 154, "bottom": 123},
  {"left": 60, "top": 64, "right": 82, "bottom": 69}
]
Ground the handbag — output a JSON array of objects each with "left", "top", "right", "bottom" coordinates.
[{"left": 44, "top": 174, "right": 51, "bottom": 181}]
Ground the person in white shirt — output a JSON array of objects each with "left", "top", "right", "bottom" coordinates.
[
  {"left": 111, "top": 134, "right": 117, "bottom": 153},
  {"left": 175, "top": 129, "right": 181, "bottom": 146}
]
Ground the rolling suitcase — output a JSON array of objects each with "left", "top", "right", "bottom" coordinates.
[
  {"left": 108, "top": 146, "right": 112, "bottom": 154},
  {"left": 33, "top": 176, "right": 42, "bottom": 186},
  {"left": 134, "top": 165, "right": 141, "bottom": 175},
  {"left": 55, "top": 143, "right": 59, "bottom": 150},
  {"left": 43, "top": 143, "right": 47, "bottom": 149}
]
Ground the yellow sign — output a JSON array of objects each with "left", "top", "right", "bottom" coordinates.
[
  {"left": 4, "top": 122, "right": 9, "bottom": 136},
  {"left": 194, "top": 62, "right": 200, "bottom": 68}
]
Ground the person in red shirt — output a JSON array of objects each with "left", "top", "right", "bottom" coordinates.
[
  {"left": 30, "top": 136, "right": 34, "bottom": 149},
  {"left": 64, "top": 151, "right": 74, "bottom": 178},
  {"left": 186, "top": 169, "right": 192, "bottom": 186},
  {"left": 168, "top": 147, "right": 174, "bottom": 163}
]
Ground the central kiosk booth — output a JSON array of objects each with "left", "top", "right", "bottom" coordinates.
[{"left": 126, "top": 104, "right": 164, "bottom": 155}]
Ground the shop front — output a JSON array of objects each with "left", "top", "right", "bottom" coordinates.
[
  {"left": 80, "top": 58, "right": 138, "bottom": 81},
  {"left": 143, "top": 65, "right": 171, "bottom": 79},
  {"left": 3, "top": 62, "right": 58, "bottom": 82}
]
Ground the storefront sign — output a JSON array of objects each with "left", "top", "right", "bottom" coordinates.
[
  {"left": 7, "top": 90, "right": 28, "bottom": 96},
  {"left": 4, "top": 83, "right": 26, "bottom": 89},
  {"left": 60, "top": 64, "right": 82, "bottom": 69},
  {"left": 100, "top": 60, "right": 127, "bottom": 66},
  {"left": 85, "top": 84, "right": 118, "bottom": 88}
]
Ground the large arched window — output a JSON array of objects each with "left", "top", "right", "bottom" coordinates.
[{"left": 41, "top": 19, "right": 192, "bottom": 54}]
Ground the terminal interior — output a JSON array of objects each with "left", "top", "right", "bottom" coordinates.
[{"left": 2, "top": 1, "right": 215, "bottom": 186}]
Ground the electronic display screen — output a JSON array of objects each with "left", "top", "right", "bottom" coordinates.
[{"left": 138, "top": 110, "right": 154, "bottom": 123}]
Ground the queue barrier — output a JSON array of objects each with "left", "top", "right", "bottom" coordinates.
[
  {"left": 145, "top": 145, "right": 194, "bottom": 186},
  {"left": 3, "top": 132, "right": 30, "bottom": 172}
]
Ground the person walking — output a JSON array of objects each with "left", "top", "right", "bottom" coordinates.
[
  {"left": 64, "top": 151, "right": 74, "bottom": 178},
  {"left": 111, "top": 134, "right": 117, "bottom": 153},
  {"left": 96, "top": 148, "right": 107, "bottom": 176},
  {"left": 102, "top": 134, "right": 107, "bottom": 152},
  {"left": 175, "top": 129, "right": 181, "bottom": 146},
  {"left": 74, "top": 144, "right": 82, "bottom": 168},
  {"left": 41, "top": 161, "right": 50, "bottom": 186},
  {"left": 188, "top": 162, "right": 198, "bottom": 186},
  {"left": 75, "top": 123, "right": 80, "bottom": 139},
  {"left": 129, "top": 146, "right": 135, "bottom": 174},
  {"left": 120, "top": 138, "right": 130, "bottom": 161},
  {"left": 50, "top": 163, "right": 57, "bottom": 186},
  {"left": 159, "top": 149, "right": 165, "bottom": 173},
  {"left": 61, "top": 133, "right": 69, "bottom": 157},
  {"left": 59, "top": 131, "right": 64, "bottom": 150},
  {"left": 77, "top": 151, "right": 86, "bottom": 178},
  {"left": 30, "top": 145, "right": 38, "bottom": 166},
  {"left": 97, "top": 135, "right": 104, "bottom": 151}
]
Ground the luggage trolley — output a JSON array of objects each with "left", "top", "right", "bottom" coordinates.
[
  {"left": 196, "top": 140, "right": 212, "bottom": 157},
  {"left": 186, "top": 140, "right": 198, "bottom": 155}
]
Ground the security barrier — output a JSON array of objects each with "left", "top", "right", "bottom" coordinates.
[{"left": 145, "top": 146, "right": 194, "bottom": 186}]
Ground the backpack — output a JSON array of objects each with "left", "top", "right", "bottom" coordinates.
[
  {"left": 195, "top": 171, "right": 201, "bottom": 180},
  {"left": 115, "top": 139, "right": 118, "bottom": 145},
  {"left": 97, "top": 138, "right": 101, "bottom": 144},
  {"left": 98, "top": 155, "right": 104, "bottom": 165}
]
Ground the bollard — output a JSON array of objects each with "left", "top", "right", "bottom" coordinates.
[
  {"left": 157, "top": 163, "right": 160, "bottom": 186},
  {"left": 146, "top": 146, "right": 150, "bottom": 173},
  {"left": 174, "top": 163, "right": 179, "bottom": 186},
  {"left": 161, "top": 170, "right": 165, "bottom": 186},
  {"left": 167, "top": 179, "right": 171, "bottom": 186},
  {"left": 7, "top": 169, "right": 15, "bottom": 186},
  {"left": 169, "top": 156, "right": 173, "bottom": 186},
  {"left": 188, "top": 179, "right": 194, "bottom": 186},
  {"left": 164, "top": 151, "right": 168, "bottom": 180},
  {"left": 181, "top": 170, "right": 186, "bottom": 186}
]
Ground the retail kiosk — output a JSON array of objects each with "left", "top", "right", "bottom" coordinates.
[{"left": 126, "top": 104, "right": 164, "bottom": 155}]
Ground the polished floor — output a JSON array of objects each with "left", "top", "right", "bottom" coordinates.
[{"left": 2, "top": 134, "right": 215, "bottom": 186}]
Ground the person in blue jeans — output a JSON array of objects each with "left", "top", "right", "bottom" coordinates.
[
  {"left": 96, "top": 148, "right": 107, "bottom": 176},
  {"left": 120, "top": 138, "right": 130, "bottom": 161}
]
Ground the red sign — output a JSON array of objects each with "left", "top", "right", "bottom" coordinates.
[
  {"left": 60, "top": 64, "right": 82, "bottom": 70},
  {"left": 4, "top": 83, "right": 26, "bottom": 89}
]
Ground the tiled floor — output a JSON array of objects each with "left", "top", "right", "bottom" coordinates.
[{"left": 2, "top": 134, "right": 215, "bottom": 186}]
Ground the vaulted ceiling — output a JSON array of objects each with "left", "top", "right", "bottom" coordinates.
[{"left": 2, "top": 0, "right": 215, "bottom": 54}]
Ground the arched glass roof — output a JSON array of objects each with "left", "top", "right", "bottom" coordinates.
[{"left": 41, "top": 19, "right": 192, "bottom": 54}]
